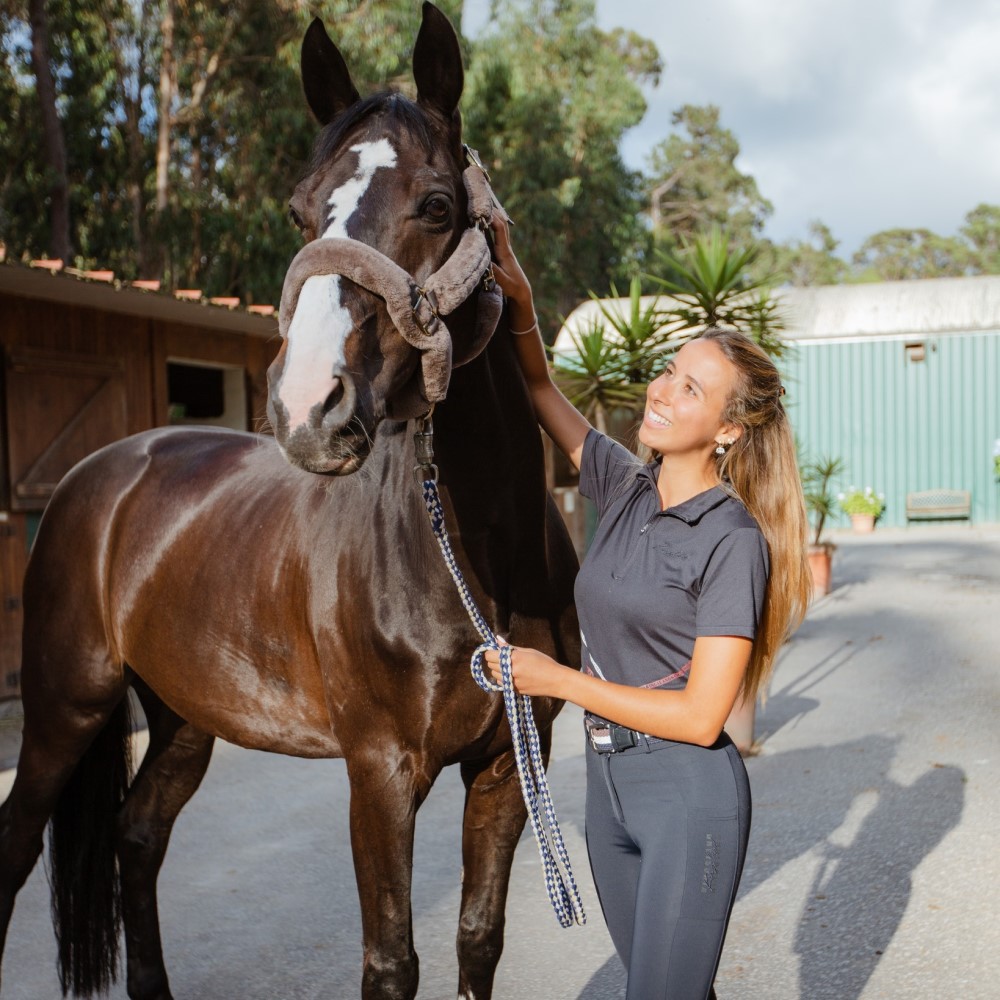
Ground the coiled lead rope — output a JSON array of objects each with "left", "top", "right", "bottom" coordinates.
[{"left": 417, "top": 461, "right": 585, "bottom": 928}]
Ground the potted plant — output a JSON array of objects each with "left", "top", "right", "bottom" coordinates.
[
  {"left": 838, "top": 486, "right": 885, "bottom": 534},
  {"left": 802, "top": 456, "right": 843, "bottom": 597}
]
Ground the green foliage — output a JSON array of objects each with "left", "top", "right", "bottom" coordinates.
[
  {"left": 800, "top": 455, "right": 844, "bottom": 546},
  {"left": 851, "top": 227, "right": 969, "bottom": 282},
  {"left": 551, "top": 315, "right": 649, "bottom": 434},
  {"left": 838, "top": 486, "right": 884, "bottom": 517},
  {"left": 552, "top": 275, "right": 678, "bottom": 436},
  {"left": 752, "top": 221, "right": 849, "bottom": 287},
  {"left": 648, "top": 227, "right": 787, "bottom": 356},
  {"left": 646, "top": 105, "right": 772, "bottom": 253},
  {"left": 761, "top": 204, "right": 1000, "bottom": 288},
  {"left": 0, "top": 0, "right": 426, "bottom": 303},
  {"left": 463, "top": 0, "right": 660, "bottom": 338}
]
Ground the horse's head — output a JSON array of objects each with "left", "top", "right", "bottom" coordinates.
[{"left": 267, "top": 2, "right": 501, "bottom": 474}]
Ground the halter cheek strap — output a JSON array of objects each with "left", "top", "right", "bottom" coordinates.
[{"left": 278, "top": 153, "right": 504, "bottom": 405}]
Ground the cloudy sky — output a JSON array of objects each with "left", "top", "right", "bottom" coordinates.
[{"left": 463, "top": 0, "right": 1000, "bottom": 256}]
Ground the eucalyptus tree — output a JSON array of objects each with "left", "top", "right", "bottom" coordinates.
[
  {"left": 646, "top": 104, "right": 772, "bottom": 254},
  {"left": 463, "top": 0, "right": 661, "bottom": 339},
  {"left": 851, "top": 227, "right": 970, "bottom": 282}
]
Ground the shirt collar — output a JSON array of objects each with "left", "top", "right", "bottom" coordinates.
[{"left": 636, "top": 461, "right": 730, "bottom": 525}]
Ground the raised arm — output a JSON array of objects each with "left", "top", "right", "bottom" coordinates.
[{"left": 490, "top": 212, "right": 591, "bottom": 471}]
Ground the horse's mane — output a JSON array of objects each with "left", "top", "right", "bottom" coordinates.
[{"left": 308, "top": 91, "right": 438, "bottom": 172}]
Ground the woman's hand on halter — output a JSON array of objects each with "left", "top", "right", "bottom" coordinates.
[
  {"left": 484, "top": 637, "right": 569, "bottom": 698},
  {"left": 489, "top": 210, "right": 537, "bottom": 333}
]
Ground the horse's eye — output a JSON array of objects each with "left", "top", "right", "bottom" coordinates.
[
  {"left": 288, "top": 207, "right": 305, "bottom": 231},
  {"left": 422, "top": 196, "right": 451, "bottom": 223}
]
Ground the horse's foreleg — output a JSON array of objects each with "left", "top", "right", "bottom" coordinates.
[
  {"left": 455, "top": 748, "right": 530, "bottom": 1000},
  {"left": 346, "top": 746, "right": 435, "bottom": 1000},
  {"left": 116, "top": 686, "right": 215, "bottom": 1000}
]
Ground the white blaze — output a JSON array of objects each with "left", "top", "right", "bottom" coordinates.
[
  {"left": 281, "top": 139, "right": 398, "bottom": 431},
  {"left": 323, "top": 138, "right": 398, "bottom": 239}
]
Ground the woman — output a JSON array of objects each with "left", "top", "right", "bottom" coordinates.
[{"left": 485, "top": 213, "right": 811, "bottom": 999}]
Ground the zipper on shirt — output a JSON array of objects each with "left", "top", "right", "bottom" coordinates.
[{"left": 612, "top": 512, "right": 659, "bottom": 579}]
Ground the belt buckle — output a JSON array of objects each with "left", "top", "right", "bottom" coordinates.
[{"left": 610, "top": 724, "right": 638, "bottom": 752}]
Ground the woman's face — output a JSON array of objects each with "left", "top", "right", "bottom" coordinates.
[{"left": 638, "top": 338, "right": 741, "bottom": 458}]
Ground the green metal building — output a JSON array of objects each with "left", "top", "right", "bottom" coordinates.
[{"left": 777, "top": 275, "right": 1000, "bottom": 528}]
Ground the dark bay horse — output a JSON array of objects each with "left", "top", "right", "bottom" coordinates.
[{"left": 0, "top": 5, "right": 579, "bottom": 998}]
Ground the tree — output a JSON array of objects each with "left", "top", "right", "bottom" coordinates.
[
  {"left": 463, "top": 0, "right": 661, "bottom": 337},
  {"left": 753, "top": 221, "right": 848, "bottom": 287},
  {"left": 851, "top": 227, "right": 969, "bottom": 282},
  {"left": 960, "top": 203, "right": 1000, "bottom": 275},
  {"left": 27, "top": 0, "right": 71, "bottom": 260},
  {"left": 646, "top": 104, "right": 772, "bottom": 252},
  {"left": 0, "top": 0, "right": 438, "bottom": 301}
]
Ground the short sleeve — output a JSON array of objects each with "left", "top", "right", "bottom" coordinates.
[
  {"left": 578, "top": 429, "right": 642, "bottom": 518},
  {"left": 696, "top": 528, "right": 770, "bottom": 639}
]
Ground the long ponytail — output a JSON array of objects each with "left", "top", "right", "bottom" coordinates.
[{"left": 701, "top": 328, "right": 811, "bottom": 702}]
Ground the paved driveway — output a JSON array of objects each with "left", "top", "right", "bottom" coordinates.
[{"left": 2, "top": 525, "right": 998, "bottom": 998}]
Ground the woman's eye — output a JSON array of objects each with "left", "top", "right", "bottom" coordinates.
[{"left": 423, "top": 196, "right": 451, "bottom": 222}]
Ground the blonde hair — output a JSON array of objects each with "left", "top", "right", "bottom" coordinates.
[{"left": 701, "top": 327, "right": 811, "bottom": 702}]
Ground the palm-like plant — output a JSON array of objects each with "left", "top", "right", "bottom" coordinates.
[
  {"left": 586, "top": 275, "right": 681, "bottom": 384},
  {"left": 551, "top": 315, "right": 650, "bottom": 434},
  {"left": 649, "top": 226, "right": 787, "bottom": 356},
  {"left": 801, "top": 455, "right": 845, "bottom": 547}
]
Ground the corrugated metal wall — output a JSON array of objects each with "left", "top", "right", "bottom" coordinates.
[{"left": 781, "top": 331, "right": 1000, "bottom": 528}]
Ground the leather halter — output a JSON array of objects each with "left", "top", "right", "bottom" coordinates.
[{"left": 278, "top": 146, "right": 504, "bottom": 405}]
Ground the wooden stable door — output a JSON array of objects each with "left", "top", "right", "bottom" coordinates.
[{"left": 4, "top": 347, "right": 128, "bottom": 511}]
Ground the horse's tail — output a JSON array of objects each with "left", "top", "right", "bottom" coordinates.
[{"left": 49, "top": 695, "right": 134, "bottom": 997}]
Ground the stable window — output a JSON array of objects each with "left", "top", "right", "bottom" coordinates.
[{"left": 167, "top": 360, "right": 247, "bottom": 430}]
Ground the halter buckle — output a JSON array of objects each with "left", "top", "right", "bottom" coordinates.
[
  {"left": 412, "top": 286, "right": 441, "bottom": 339},
  {"left": 463, "top": 144, "right": 491, "bottom": 183},
  {"left": 413, "top": 414, "right": 438, "bottom": 483}
]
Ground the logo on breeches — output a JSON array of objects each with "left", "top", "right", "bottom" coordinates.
[{"left": 701, "top": 833, "right": 720, "bottom": 893}]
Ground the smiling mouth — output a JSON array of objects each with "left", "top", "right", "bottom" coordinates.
[{"left": 646, "top": 409, "right": 672, "bottom": 428}]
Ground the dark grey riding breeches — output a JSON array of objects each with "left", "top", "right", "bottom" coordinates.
[{"left": 585, "top": 731, "right": 751, "bottom": 1000}]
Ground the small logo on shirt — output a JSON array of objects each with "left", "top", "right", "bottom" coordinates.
[{"left": 701, "top": 833, "right": 720, "bottom": 893}]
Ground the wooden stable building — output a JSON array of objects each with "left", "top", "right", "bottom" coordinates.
[{"left": 0, "top": 261, "right": 280, "bottom": 701}]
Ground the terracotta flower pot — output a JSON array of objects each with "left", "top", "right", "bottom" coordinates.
[
  {"left": 807, "top": 543, "right": 834, "bottom": 598},
  {"left": 850, "top": 513, "right": 875, "bottom": 534}
]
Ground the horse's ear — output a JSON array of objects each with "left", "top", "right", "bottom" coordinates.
[
  {"left": 413, "top": 2, "right": 464, "bottom": 122},
  {"left": 301, "top": 18, "right": 361, "bottom": 125}
]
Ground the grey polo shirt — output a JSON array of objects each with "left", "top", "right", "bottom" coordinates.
[{"left": 575, "top": 429, "right": 769, "bottom": 693}]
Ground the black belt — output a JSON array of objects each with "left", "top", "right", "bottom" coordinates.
[{"left": 586, "top": 718, "right": 658, "bottom": 753}]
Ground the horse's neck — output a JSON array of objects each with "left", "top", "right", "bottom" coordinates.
[{"left": 431, "top": 331, "right": 546, "bottom": 529}]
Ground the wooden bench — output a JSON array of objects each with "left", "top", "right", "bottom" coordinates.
[{"left": 905, "top": 489, "right": 972, "bottom": 524}]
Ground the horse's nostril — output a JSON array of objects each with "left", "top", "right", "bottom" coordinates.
[{"left": 323, "top": 378, "right": 345, "bottom": 414}]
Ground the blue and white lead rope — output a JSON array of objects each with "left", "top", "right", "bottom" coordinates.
[{"left": 420, "top": 477, "right": 586, "bottom": 928}]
